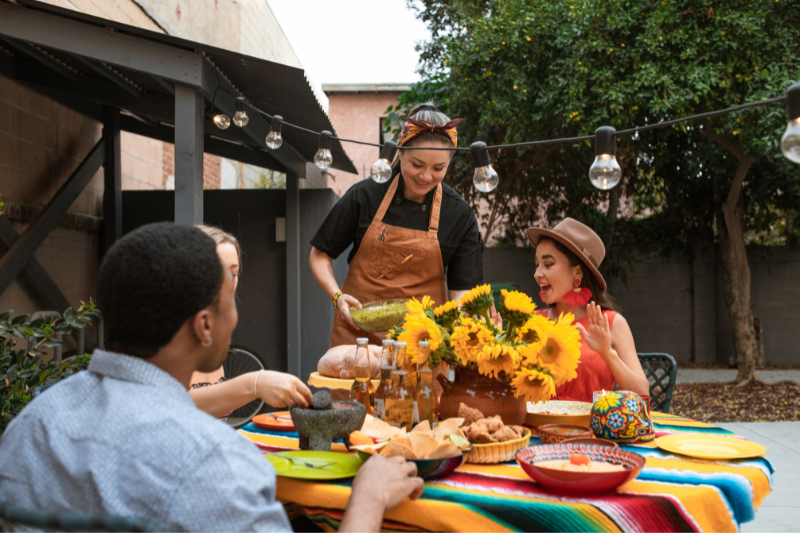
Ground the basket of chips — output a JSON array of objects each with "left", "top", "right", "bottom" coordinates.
[{"left": 466, "top": 427, "right": 531, "bottom": 464}]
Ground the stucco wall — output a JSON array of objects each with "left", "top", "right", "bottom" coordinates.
[{"left": 325, "top": 92, "right": 402, "bottom": 198}]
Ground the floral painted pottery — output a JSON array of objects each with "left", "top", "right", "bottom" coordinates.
[
  {"left": 437, "top": 365, "right": 526, "bottom": 425},
  {"left": 590, "top": 391, "right": 654, "bottom": 443},
  {"left": 517, "top": 442, "right": 645, "bottom": 492}
]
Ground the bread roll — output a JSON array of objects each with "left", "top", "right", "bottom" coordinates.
[{"left": 318, "top": 344, "right": 381, "bottom": 379}]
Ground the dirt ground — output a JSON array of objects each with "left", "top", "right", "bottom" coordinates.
[{"left": 669, "top": 381, "right": 800, "bottom": 423}]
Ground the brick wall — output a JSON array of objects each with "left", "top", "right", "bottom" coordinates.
[
  {"left": 483, "top": 246, "right": 800, "bottom": 366},
  {"left": 161, "top": 143, "right": 222, "bottom": 190}
]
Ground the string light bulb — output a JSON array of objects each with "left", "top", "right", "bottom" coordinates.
[
  {"left": 781, "top": 82, "right": 800, "bottom": 164},
  {"left": 470, "top": 141, "right": 499, "bottom": 192},
  {"left": 213, "top": 113, "right": 231, "bottom": 130},
  {"left": 589, "top": 126, "right": 621, "bottom": 190},
  {"left": 233, "top": 98, "right": 249, "bottom": 127},
  {"left": 266, "top": 115, "right": 284, "bottom": 149},
  {"left": 369, "top": 140, "right": 398, "bottom": 183},
  {"left": 314, "top": 130, "right": 333, "bottom": 170}
]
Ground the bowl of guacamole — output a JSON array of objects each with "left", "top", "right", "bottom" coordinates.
[{"left": 349, "top": 298, "right": 409, "bottom": 332}]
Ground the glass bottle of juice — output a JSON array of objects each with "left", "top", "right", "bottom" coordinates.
[
  {"left": 374, "top": 339, "right": 394, "bottom": 421},
  {"left": 412, "top": 341, "right": 438, "bottom": 428},
  {"left": 349, "top": 337, "right": 375, "bottom": 416},
  {"left": 385, "top": 341, "right": 413, "bottom": 431}
]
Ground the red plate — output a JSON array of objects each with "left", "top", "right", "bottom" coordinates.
[
  {"left": 516, "top": 443, "right": 645, "bottom": 492},
  {"left": 252, "top": 411, "right": 295, "bottom": 431}
]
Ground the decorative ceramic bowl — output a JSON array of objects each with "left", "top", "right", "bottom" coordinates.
[
  {"left": 537, "top": 424, "right": 594, "bottom": 444},
  {"left": 562, "top": 437, "right": 619, "bottom": 448},
  {"left": 348, "top": 298, "right": 409, "bottom": 332},
  {"left": 591, "top": 391, "right": 655, "bottom": 444},
  {"left": 526, "top": 400, "right": 592, "bottom": 428},
  {"left": 354, "top": 445, "right": 473, "bottom": 481},
  {"left": 516, "top": 443, "right": 645, "bottom": 492}
]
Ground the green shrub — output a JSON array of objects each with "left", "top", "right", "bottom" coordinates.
[{"left": 0, "top": 300, "right": 99, "bottom": 433}]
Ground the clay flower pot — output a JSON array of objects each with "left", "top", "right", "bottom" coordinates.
[{"left": 436, "top": 365, "right": 526, "bottom": 425}]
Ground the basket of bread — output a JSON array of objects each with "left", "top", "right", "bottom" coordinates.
[{"left": 457, "top": 403, "right": 531, "bottom": 463}]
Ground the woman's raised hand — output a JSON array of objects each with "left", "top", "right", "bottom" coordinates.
[
  {"left": 337, "top": 294, "right": 363, "bottom": 331},
  {"left": 576, "top": 302, "right": 612, "bottom": 360}
]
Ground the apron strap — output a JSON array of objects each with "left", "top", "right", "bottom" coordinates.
[
  {"left": 428, "top": 184, "right": 442, "bottom": 236},
  {"left": 372, "top": 175, "right": 400, "bottom": 223}
]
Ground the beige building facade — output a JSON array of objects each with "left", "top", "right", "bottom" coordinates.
[
  {"left": 0, "top": 0, "right": 315, "bottom": 320},
  {"left": 323, "top": 84, "right": 409, "bottom": 198}
]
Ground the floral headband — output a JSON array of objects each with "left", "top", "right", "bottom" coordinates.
[{"left": 397, "top": 117, "right": 463, "bottom": 148}]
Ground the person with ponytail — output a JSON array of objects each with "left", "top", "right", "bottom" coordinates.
[
  {"left": 310, "top": 102, "right": 484, "bottom": 347},
  {"left": 525, "top": 218, "right": 649, "bottom": 402}
]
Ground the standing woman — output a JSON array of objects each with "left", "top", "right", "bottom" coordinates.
[{"left": 310, "top": 102, "right": 484, "bottom": 346}]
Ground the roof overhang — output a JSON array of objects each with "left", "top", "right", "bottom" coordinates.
[{"left": 0, "top": 0, "right": 358, "bottom": 175}]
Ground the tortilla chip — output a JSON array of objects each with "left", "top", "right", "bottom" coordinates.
[
  {"left": 390, "top": 437, "right": 413, "bottom": 448},
  {"left": 350, "top": 441, "right": 389, "bottom": 455},
  {"left": 361, "top": 414, "right": 407, "bottom": 441},
  {"left": 411, "top": 420, "right": 431, "bottom": 434},
  {"left": 409, "top": 433, "right": 439, "bottom": 459},
  {"left": 424, "top": 440, "right": 461, "bottom": 459},
  {"left": 380, "top": 441, "right": 418, "bottom": 459},
  {"left": 431, "top": 418, "right": 465, "bottom": 439}
]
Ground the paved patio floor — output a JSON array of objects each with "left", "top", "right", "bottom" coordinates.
[
  {"left": 677, "top": 369, "right": 800, "bottom": 384},
  {"left": 716, "top": 421, "right": 800, "bottom": 532}
]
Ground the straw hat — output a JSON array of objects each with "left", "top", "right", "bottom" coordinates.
[{"left": 524, "top": 218, "right": 607, "bottom": 292}]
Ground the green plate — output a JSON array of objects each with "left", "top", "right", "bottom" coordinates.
[{"left": 265, "top": 451, "right": 364, "bottom": 480}]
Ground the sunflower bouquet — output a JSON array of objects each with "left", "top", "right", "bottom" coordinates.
[{"left": 389, "top": 285, "right": 582, "bottom": 403}]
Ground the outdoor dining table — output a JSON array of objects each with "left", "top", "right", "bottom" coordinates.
[{"left": 238, "top": 411, "right": 773, "bottom": 532}]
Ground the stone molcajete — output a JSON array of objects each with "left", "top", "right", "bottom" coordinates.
[{"left": 290, "top": 390, "right": 366, "bottom": 451}]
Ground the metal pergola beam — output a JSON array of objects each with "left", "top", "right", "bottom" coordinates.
[
  {"left": 174, "top": 84, "right": 204, "bottom": 225},
  {"left": 75, "top": 56, "right": 142, "bottom": 98},
  {"left": 206, "top": 60, "right": 308, "bottom": 178},
  {"left": 0, "top": 37, "right": 76, "bottom": 81},
  {"left": 0, "top": 2, "right": 213, "bottom": 91},
  {"left": 103, "top": 107, "right": 122, "bottom": 255},
  {"left": 0, "top": 139, "right": 106, "bottom": 296},
  {"left": 286, "top": 171, "right": 302, "bottom": 377}
]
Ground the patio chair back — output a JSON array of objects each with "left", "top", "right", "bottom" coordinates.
[
  {"left": 638, "top": 352, "right": 678, "bottom": 413},
  {"left": 0, "top": 501, "right": 160, "bottom": 532},
  {"left": 222, "top": 344, "right": 266, "bottom": 428}
]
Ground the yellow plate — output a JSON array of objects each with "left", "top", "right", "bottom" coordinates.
[
  {"left": 308, "top": 371, "right": 380, "bottom": 390},
  {"left": 265, "top": 451, "right": 364, "bottom": 480},
  {"left": 525, "top": 400, "right": 592, "bottom": 429},
  {"left": 655, "top": 434, "right": 766, "bottom": 460}
]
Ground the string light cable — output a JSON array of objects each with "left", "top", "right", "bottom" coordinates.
[{"left": 219, "top": 83, "right": 799, "bottom": 190}]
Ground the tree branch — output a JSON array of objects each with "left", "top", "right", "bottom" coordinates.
[{"left": 698, "top": 128, "right": 753, "bottom": 209}]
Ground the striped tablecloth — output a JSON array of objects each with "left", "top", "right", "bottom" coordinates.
[{"left": 238, "top": 412, "right": 773, "bottom": 532}]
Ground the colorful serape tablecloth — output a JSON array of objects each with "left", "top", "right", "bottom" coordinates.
[{"left": 238, "top": 412, "right": 773, "bottom": 532}]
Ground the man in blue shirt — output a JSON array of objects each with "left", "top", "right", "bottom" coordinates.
[{"left": 0, "top": 223, "right": 423, "bottom": 532}]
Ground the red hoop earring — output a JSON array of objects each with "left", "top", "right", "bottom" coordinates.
[{"left": 563, "top": 277, "right": 593, "bottom": 306}]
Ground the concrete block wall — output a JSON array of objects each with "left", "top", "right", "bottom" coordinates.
[{"left": 484, "top": 246, "right": 800, "bottom": 366}]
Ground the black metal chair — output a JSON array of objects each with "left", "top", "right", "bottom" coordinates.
[
  {"left": 0, "top": 501, "right": 160, "bottom": 532},
  {"left": 222, "top": 344, "right": 267, "bottom": 429},
  {"left": 638, "top": 352, "right": 678, "bottom": 413}
]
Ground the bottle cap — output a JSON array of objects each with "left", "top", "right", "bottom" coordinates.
[
  {"left": 418, "top": 341, "right": 430, "bottom": 347},
  {"left": 382, "top": 339, "right": 395, "bottom": 346},
  {"left": 395, "top": 341, "right": 407, "bottom": 347},
  {"left": 356, "top": 337, "right": 369, "bottom": 343}
]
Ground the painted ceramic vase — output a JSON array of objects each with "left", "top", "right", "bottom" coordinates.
[{"left": 590, "top": 390, "right": 655, "bottom": 443}]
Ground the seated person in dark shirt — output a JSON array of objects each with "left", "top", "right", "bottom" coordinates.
[{"left": 0, "top": 223, "right": 423, "bottom": 532}]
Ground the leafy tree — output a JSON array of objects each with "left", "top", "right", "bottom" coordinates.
[{"left": 393, "top": 0, "right": 800, "bottom": 383}]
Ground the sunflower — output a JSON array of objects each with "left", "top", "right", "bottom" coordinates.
[
  {"left": 398, "top": 314, "right": 443, "bottom": 363},
  {"left": 499, "top": 289, "right": 536, "bottom": 330},
  {"left": 476, "top": 341, "right": 520, "bottom": 379},
  {"left": 460, "top": 284, "right": 494, "bottom": 320},
  {"left": 535, "top": 313, "right": 582, "bottom": 386},
  {"left": 434, "top": 300, "right": 461, "bottom": 331},
  {"left": 515, "top": 314, "right": 551, "bottom": 344},
  {"left": 406, "top": 295, "right": 434, "bottom": 319},
  {"left": 450, "top": 317, "right": 494, "bottom": 365},
  {"left": 511, "top": 366, "right": 557, "bottom": 403}
]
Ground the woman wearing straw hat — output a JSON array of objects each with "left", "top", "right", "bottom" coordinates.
[{"left": 526, "top": 218, "right": 649, "bottom": 402}]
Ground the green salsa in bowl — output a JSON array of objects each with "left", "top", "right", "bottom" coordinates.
[{"left": 349, "top": 298, "right": 409, "bottom": 332}]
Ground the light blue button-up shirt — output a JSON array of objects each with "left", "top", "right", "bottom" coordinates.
[{"left": 0, "top": 350, "right": 291, "bottom": 532}]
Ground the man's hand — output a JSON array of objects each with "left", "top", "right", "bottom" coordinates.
[{"left": 254, "top": 371, "right": 313, "bottom": 408}]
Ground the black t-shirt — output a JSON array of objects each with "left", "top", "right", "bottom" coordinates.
[{"left": 311, "top": 172, "right": 483, "bottom": 291}]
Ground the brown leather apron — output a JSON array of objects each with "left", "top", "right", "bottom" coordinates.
[{"left": 330, "top": 176, "right": 448, "bottom": 347}]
